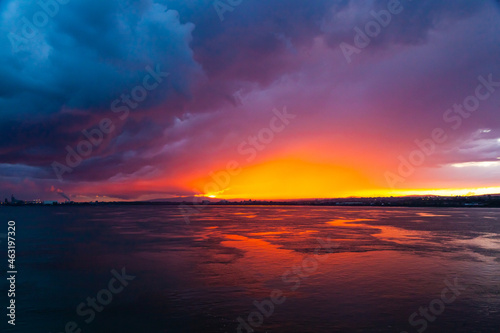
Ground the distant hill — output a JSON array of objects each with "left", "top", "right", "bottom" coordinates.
[{"left": 147, "top": 196, "right": 217, "bottom": 203}]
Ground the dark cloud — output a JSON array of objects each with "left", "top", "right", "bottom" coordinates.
[
  {"left": 1, "top": 0, "right": 500, "bottom": 199},
  {"left": 1, "top": 0, "right": 202, "bottom": 120}
]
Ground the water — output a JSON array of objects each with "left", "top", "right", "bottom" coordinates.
[{"left": 1, "top": 206, "right": 499, "bottom": 332}]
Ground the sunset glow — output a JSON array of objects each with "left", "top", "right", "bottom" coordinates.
[{"left": 1, "top": 0, "right": 500, "bottom": 202}]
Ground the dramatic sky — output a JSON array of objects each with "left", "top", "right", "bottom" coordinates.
[{"left": 1, "top": 0, "right": 500, "bottom": 201}]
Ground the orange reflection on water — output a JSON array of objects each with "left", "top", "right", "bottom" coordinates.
[
  {"left": 249, "top": 231, "right": 289, "bottom": 236},
  {"left": 218, "top": 234, "right": 307, "bottom": 294},
  {"left": 326, "top": 218, "right": 433, "bottom": 245},
  {"left": 416, "top": 213, "right": 451, "bottom": 217}
]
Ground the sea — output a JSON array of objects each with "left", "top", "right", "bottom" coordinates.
[{"left": 0, "top": 205, "right": 499, "bottom": 332}]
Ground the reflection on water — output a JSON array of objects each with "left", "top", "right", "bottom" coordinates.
[
  {"left": 326, "top": 218, "right": 435, "bottom": 245},
  {"left": 416, "top": 212, "right": 451, "bottom": 217},
  {"left": 1, "top": 206, "right": 500, "bottom": 333},
  {"left": 454, "top": 233, "right": 500, "bottom": 250}
]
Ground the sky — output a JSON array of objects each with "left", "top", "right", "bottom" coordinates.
[{"left": 1, "top": 0, "right": 500, "bottom": 202}]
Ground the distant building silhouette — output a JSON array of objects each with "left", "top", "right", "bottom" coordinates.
[{"left": 11, "top": 195, "right": 24, "bottom": 204}]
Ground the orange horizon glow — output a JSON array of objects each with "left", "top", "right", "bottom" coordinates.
[
  {"left": 64, "top": 152, "right": 500, "bottom": 202},
  {"left": 70, "top": 185, "right": 500, "bottom": 202},
  {"left": 196, "top": 187, "right": 500, "bottom": 201},
  {"left": 185, "top": 157, "right": 500, "bottom": 201}
]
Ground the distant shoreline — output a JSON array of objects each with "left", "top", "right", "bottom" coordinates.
[{"left": 2, "top": 195, "right": 500, "bottom": 208}]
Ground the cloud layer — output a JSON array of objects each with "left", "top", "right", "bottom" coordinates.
[{"left": 1, "top": 0, "right": 500, "bottom": 200}]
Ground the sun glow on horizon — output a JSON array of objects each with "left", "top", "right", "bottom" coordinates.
[
  {"left": 380, "top": 186, "right": 500, "bottom": 198},
  {"left": 187, "top": 156, "right": 500, "bottom": 200}
]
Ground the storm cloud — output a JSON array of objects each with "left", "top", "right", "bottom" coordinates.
[{"left": 1, "top": 0, "right": 500, "bottom": 200}]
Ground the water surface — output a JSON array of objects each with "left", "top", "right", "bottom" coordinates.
[{"left": 1, "top": 206, "right": 499, "bottom": 332}]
